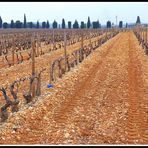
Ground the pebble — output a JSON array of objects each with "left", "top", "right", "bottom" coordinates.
[{"left": 65, "top": 133, "right": 70, "bottom": 138}]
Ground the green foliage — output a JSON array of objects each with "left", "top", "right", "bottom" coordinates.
[
  {"left": 87, "top": 16, "right": 91, "bottom": 28},
  {"left": 73, "top": 20, "right": 79, "bottom": 29},
  {"left": 46, "top": 20, "right": 50, "bottom": 28},
  {"left": 119, "top": 21, "right": 123, "bottom": 28},
  {"left": 3, "top": 22, "right": 8, "bottom": 29},
  {"left": 68, "top": 21, "right": 71, "bottom": 29},
  {"left": 10, "top": 20, "right": 14, "bottom": 28},
  {"left": 92, "top": 21, "right": 100, "bottom": 29},
  {"left": 0, "top": 16, "right": 2, "bottom": 28},
  {"left": 107, "top": 21, "right": 111, "bottom": 28},
  {"left": 28, "top": 22, "right": 33, "bottom": 28},
  {"left": 37, "top": 21, "right": 39, "bottom": 28},
  {"left": 24, "top": 14, "right": 27, "bottom": 28},
  {"left": 42, "top": 21, "right": 46, "bottom": 28},
  {"left": 53, "top": 20, "right": 57, "bottom": 29},
  {"left": 81, "top": 21, "right": 85, "bottom": 29},
  {"left": 15, "top": 20, "right": 23, "bottom": 28},
  {"left": 62, "top": 18, "right": 65, "bottom": 29}
]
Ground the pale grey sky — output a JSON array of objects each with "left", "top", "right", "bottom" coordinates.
[{"left": 0, "top": 2, "right": 148, "bottom": 25}]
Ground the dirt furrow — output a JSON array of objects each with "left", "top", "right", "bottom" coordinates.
[
  {"left": 53, "top": 34, "right": 122, "bottom": 124},
  {"left": 126, "top": 32, "right": 147, "bottom": 144}
]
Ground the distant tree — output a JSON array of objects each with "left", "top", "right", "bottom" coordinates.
[
  {"left": 3, "top": 22, "right": 8, "bottom": 29},
  {"left": 112, "top": 22, "right": 114, "bottom": 28},
  {"left": 42, "top": 21, "right": 46, "bottom": 28},
  {"left": 73, "top": 20, "right": 79, "bottom": 29},
  {"left": 62, "top": 18, "right": 65, "bottom": 29},
  {"left": 119, "top": 21, "right": 123, "bottom": 28},
  {"left": 80, "top": 21, "right": 85, "bottom": 29},
  {"left": 92, "top": 22, "right": 97, "bottom": 29},
  {"left": 136, "top": 16, "right": 141, "bottom": 24},
  {"left": 46, "top": 20, "right": 49, "bottom": 28},
  {"left": 125, "top": 23, "right": 128, "bottom": 28},
  {"left": 97, "top": 20, "right": 101, "bottom": 28},
  {"left": 36, "top": 21, "right": 39, "bottom": 28},
  {"left": 53, "top": 20, "right": 57, "bottom": 29},
  {"left": 28, "top": 22, "right": 33, "bottom": 28},
  {"left": 32, "top": 23, "right": 36, "bottom": 28},
  {"left": 0, "top": 16, "right": 2, "bottom": 28},
  {"left": 23, "top": 14, "right": 27, "bottom": 28},
  {"left": 99, "top": 23, "right": 101, "bottom": 28},
  {"left": 106, "top": 21, "right": 111, "bottom": 28},
  {"left": 10, "top": 20, "right": 14, "bottom": 28},
  {"left": 15, "top": 20, "right": 23, "bottom": 28},
  {"left": 87, "top": 16, "right": 91, "bottom": 28},
  {"left": 68, "top": 21, "right": 71, "bottom": 29},
  {"left": 84, "top": 23, "right": 87, "bottom": 28},
  {"left": 92, "top": 21, "right": 100, "bottom": 29}
]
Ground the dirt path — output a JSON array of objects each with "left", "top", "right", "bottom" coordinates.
[
  {"left": 0, "top": 31, "right": 147, "bottom": 145},
  {"left": 126, "top": 32, "right": 148, "bottom": 144}
]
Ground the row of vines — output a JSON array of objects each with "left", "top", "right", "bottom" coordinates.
[{"left": 0, "top": 29, "right": 120, "bottom": 123}]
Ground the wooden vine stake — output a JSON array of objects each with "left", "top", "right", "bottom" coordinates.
[
  {"left": 89, "top": 32, "right": 91, "bottom": 45},
  {"left": 81, "top": 31, "right": 84, "bottom": 49},
  {"left": 146, "top": 25, "right": 147, "bottom": 45},
  {"left": 53, "top": 30, "right": 55, "bottom": 50},
  {"left": 12, "top": 38, "right": 15, "bottom": 65},
  {"left": 80, "top": 31, "right": 84, "bottom": 62},
  {"left": 31, "top": 36, "right": 35, "bottom": 98},
  {"left": 64, "top": 30, "right": 67, "bottom": 71},
  {"left": 106, "top": 29, "right": 108, "bottom": 39},
  {"left": 140, "top": 27, "right": 142, "bottom": 39},
  {"left": 37, "top": 33, "right": 40, "bottom": 56},
  {"left": 146, "top": 25, "right": 148, "bottom": 55},
  {"left": 143, "top": 27, "right": 144, "bottom": 41}
]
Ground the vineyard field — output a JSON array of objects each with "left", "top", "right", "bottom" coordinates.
[{"left": 0, "top": 29, "right": 147, "bottom": 144}]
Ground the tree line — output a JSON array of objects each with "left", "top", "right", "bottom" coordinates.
[{"left": 0, "top": 14, "right": 125, "bottom": 29}]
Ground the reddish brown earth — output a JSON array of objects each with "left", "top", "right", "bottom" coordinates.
[{"left": 0, "top": 31, "right": 147, "bottom": 145}]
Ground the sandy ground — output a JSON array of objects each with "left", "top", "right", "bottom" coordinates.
[{"left": 0, "top": 31, "right": 147, "bottom": 145}]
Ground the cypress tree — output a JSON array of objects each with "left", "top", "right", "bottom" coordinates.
[
  {"left": 136, "top": 16, "right": 141, "bottom": 24},
  {"left": 0, "top": 16, "right": 2, "bottom": 28},
  {"left": 46, "top": 20, "right": 49, "bottom": 28},
  {"left": 73, "top": 20, "right": 79, "bottom": 29},
  {"left": 106, "top": 21, "right": 111, "bottom": 28},
  {"left": 126, "top": 23, "right": 128, "bottom": 28},
  {"left": 42, "top": 22, "right": 46, "bottom": 28},
  {"left": 53, "top": 20, "right": 58, "bottom": 29},
  {"left": 81, "top": 21, "right": 85, "bottom": 29},
  {"left": 3, "top": 22, "right": 8, "bottom": 29},
  {"left": 119, "top": 21, "right": 123, "bottom": 28},
  {"left": 37, "top": 21, "right": 39, "bottom": 28},
  {"left": 68, "top": 21, "right": 71, "bottom": 29},
  {"left": 87, "top": 16, "right": 91, "bottom": 28},
  {"left": 10, "top": 20, "right": 14, "bottom": 28},
  {"left": 15, "top": 20, "right": 23, "bottom": 28},
  {"left": 62, "top": 18, "right": 65, "bottom": 29},
  {"left": 24, "top": 14, "right": 27, "bottom": 28},
  {"left": 28, "top": 22, "right": 33, "bottom": 28}
]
